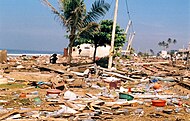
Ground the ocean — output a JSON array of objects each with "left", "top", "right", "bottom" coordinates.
[{"left": 1, "top": 49, "right": 63, "bottom": 56}]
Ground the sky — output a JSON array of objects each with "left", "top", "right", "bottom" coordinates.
[{"left": 0, "top": 0, "right": 189, "bottom": 53}]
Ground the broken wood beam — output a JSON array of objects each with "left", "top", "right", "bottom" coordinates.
[
  {"left": 133, "top": 61, "right": 169, "bottom": 66},
  {"left": 103, "top": 71, "right": 136, "bottom": 81},
  {"left": 36, "top": 65, "right": 66, "bottom": 74},
  {"left": 97, "top": 66, "right": 126, "bottom": 75}
]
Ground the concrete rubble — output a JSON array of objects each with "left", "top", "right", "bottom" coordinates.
[{"left": 0, "top": 55, "right": 190, "bottom": 121}]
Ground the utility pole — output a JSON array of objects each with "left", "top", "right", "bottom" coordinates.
[
  {"left": 108, "top": 0, "right": 119, "bottom": 69},
  {"left": 124, "top": 20, "right": 132, "bottom": 55},
  {"left": 126, "top": 32, "right": 135, "bottom": 54},
  {"left": 125, "top": 20, "right": 132, "bottom": 34}
]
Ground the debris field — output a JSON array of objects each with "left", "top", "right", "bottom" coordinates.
[{"left": 0, "top": 55, "right": 189, "bottom": 121}]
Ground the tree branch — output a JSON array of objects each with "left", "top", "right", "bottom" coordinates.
[{"left": 41, "top": 0, "right": 66, "bottom": 23}]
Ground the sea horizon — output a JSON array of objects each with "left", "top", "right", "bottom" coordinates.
[{"left": 0, "top": 48, "right": 63, "bottom": 56}]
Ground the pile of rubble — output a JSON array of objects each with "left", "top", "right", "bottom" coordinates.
[{"left": 0, "top": 55, "right": 189, "bottom": 120}]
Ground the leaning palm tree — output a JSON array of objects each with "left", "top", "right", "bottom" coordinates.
[
  {"left": 42, "top": 0, "right": 110, "bottom": 65},
  {"left": 158, "top": 42, "right": 163, "bottom": 47},
  {"left": 150, "top": 49, "right": 154, "bottom": 55}
]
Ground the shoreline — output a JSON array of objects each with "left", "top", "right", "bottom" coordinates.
[
  {"left": 0, "top": 49, "right": 63, "bottom": 56},
  {"left": 7, "top": 53, "right": 54, "bottom": 57}
]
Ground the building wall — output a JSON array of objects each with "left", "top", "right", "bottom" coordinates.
[
  {"left": 160, "top": 50, "right": 168, "bottom": 58},
  {"left": 96, "top": 45, "right": 110, "bottom": 57},
  {"left": 72, "top": 44, "right": 110, "bottom": 58}
]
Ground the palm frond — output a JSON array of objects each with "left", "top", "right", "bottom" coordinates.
[
  {"left": 72, "top": 3, "right": 86, "bottom": 29},
  {"left": 158, "top": 42, "right": 162, "bottom": 46},
  {"left": 78, "top": 22, "right": 100, "bottom": 37},
  {"left": 84, "top": 0, "right": 110, "bottom": 23},
  {"left": 41, "top": 0, "right": 66, "bottom": 23},
  {"left": 60, "top": 0, "right": 86, "bottom": 30}
]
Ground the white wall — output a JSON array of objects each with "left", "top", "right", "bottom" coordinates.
[{"left": 72, "top": 44, "right": 110, "bottom": 58}]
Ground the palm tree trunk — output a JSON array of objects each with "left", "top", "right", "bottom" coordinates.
[
  {"left": 93, "top": 44, "right": 98, "bottom": 63},
  {"left": 68, "top": 27, "right": 76, "bottom": 65},
  {"left": 68, "top": 39, "right": 74, "bottom": 65}
]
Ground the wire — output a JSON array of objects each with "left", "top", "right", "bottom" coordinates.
[
  {"left": 125, "top": 0, "right": 131, "bottom": 20},
  {"left": 125, "top": 0, "right": 134, "bottom": 33}
]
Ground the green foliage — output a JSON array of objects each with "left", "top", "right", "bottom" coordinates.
[
  {"left": 137, "top": 52, "right": 143, "bottom": 56},
  {"left": 158, "top": 38, "right": 177, "bottom": 50},
  {"left": 114, "top": 52, "right": 121, "bottom": 57},
  {"left": 76, "top": 19, "right": 126, "bottom": 48},
  {"left": 75, "top": 19, "right": 126, "bottom": 62},
  {"left": 137, "top": 52, "right": 149, "bottom": 57},
  {"left": 98, "top": 20, "right": 126, "bottom": 48},
  {"left": 43, "top": 0, "right": 110, "bottom": 64},
  {"left": 84, "top": 0, "right": 110, "bottom": 23}
]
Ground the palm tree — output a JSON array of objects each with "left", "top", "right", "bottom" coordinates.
[
  {"left": 173, "top": 39, "right": 177, "bottom": 44},
  {"left": 42, "top": 0, "right": 110, "bottom": 65},
  {"left": 165, "top": 43, "right": 169, "bottom": 49},
  {"left": 158, "top": 42, "right": 163, "bottom": 47},
  {"left": 150, "top": 49, "right": 154, "bottom": 55},
  {"left": 167, "top": 38, "right": 172, "bottom": 44}
]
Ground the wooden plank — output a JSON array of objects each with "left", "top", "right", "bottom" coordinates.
[
  {"left": 133, "top": 94, "right": 178, "bottom": 99},
  {"left": 98, "top": 66, "right": 126, "bottom": 75},
  {"left": 5, "top": 72, "right": 54, "bottom": 82},
  {"left": 103, "top": 71, "right": 136, "bottom": 81},
  {"left": 0, "top": 110, "right": 19, "bottom": 120},
  {"left": 36, "top": 65, "right": 66, "bottom": 74},
  {"left": 0, "top": 107, "right": 62, "bottom": 120},
  {"left": 133, "top": 61, "right": 169, "bottom": 66}
]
